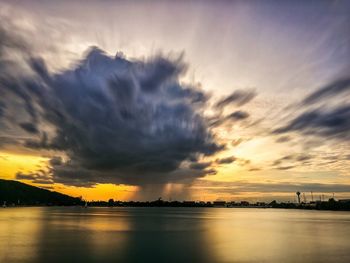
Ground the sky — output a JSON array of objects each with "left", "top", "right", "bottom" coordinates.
[{"left": 0, "top": 0, "right": 349, "bottom": 202}]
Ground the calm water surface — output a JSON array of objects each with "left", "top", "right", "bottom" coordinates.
[{"left": 0, "top": 207, "right": 350, "bottom": 263}]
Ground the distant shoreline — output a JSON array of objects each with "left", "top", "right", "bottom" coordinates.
[
  {"left": 2, "top": 179, "right": 350, "bottom": 211},
  {"left": 2, "top": 203, "right": 350, "bottom": 212}
]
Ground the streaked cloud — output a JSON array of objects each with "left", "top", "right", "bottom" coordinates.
[{"left": 274, "top": 77, "right": 350, "bottom": 142}]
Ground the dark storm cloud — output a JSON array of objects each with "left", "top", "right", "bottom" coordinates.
[
  {"left": 0, "top": 34, "right": 224, "bottom": 186},
  {"left": 49, "top": 156, "right": 63, "bottom": 166},
  {"left": 24, "top": 132, "right": 50, "bottom": 149},
  {"left": 0, "top": 23, "right": 42, "bottom": 150},
  {"left": 139, "top": 55, "right": 186, "bottom": 92},
  {"left": 0, "top": 24, "right": 29, "bottom": 57},
  {"left": 0, "top": 101, "right": 5, "bottom": 118},
  {"left": 215, "top": 89, "right": 256, "bottom": 109},
  {"left": 19, "top": 122, "right": 39, "bottom": 134}
]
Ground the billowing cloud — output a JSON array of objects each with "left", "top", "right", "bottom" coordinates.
[{"left": 0, "top": 27, "right": 225, "bottom": 186}]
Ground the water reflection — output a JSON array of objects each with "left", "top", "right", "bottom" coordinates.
[
  {"left": 0, "top": 208, "right": 42, "bottom": 262},
  {"left": 1, "top": 207, "right": 350, "bottom": 262},
  {"left": 119, "top": 208, "right": 215, "bottom": 262},
  {"left": 205, "top": 209, "right": 350, "bottom": 263}
]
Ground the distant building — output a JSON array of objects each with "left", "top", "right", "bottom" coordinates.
[
  {"left": 183, "top": 201, "right": 196, "bottom": 206},
  {"left": 240, "top": 201, "right": 249, "bottom": 206},
  {"left": 213, "top": 201, "right": 226, "bottom": 207},
  {"left": 339, "top": 199, "right": 350, "bottom": 204}
]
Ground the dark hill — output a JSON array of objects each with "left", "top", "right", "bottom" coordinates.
[{"left": 0, "top": 179, "right": 83, "bottom": 206}]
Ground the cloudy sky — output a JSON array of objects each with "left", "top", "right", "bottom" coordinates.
[{"left": 0, "top": 0, "right": 349, "bottom": 201}]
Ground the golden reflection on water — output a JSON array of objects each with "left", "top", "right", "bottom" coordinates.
[
  {"left": 204, "top": 208, "right": 350, "bottom": 263},
  {"left": 0, "top": 208, "right": 43, "bottom": 262},
  {"left": 0, "top": 207, "right": 131, "bottom": 263},
  {"left": 1, "top": 207, "right": 350, "bottom": 263}
]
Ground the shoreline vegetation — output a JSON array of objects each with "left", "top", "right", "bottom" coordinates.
[{"left": 1, "top": 179, "right": 350, "bottom": 211}]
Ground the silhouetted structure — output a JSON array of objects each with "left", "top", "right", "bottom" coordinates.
[
  {"left": 296, "top": 191, "right": 301, "bottom": 204},
  {"left": 108, "top": 199, "right": 114, "bottom": 207},
  {"left": 213, "top": 201, "right": 226, "bottom": 207},
  {"left": 0, "top": 179, "right": 83, "bottom": 206}
]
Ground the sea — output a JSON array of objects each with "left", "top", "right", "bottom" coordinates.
[{"left": 1, "top": 207, "right": 350, "bottom": 263}]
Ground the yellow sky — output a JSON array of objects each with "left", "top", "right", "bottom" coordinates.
[
  {"left": 2, "top": 148, "right": 349, "bottom": 202},
  {"left": 0, "top": 151, "right": 48, "bottom": 180},
  {"left": 0, "top": 151, "right": 138, "bottom": 200}
]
